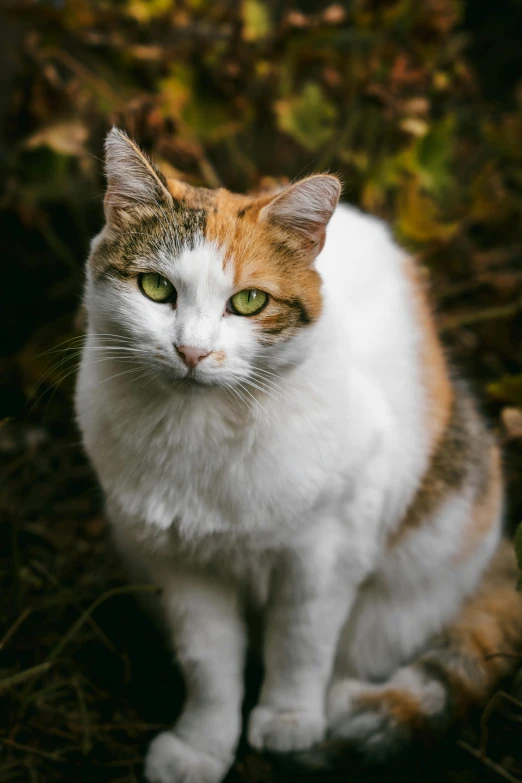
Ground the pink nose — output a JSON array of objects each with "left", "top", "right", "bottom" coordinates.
[{"left": 175, "top": 345, "right": 210, "bottom": 369}]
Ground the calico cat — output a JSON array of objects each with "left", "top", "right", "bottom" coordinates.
[{"left": 75, "top": 128, "right": 522, "bottom": 783}]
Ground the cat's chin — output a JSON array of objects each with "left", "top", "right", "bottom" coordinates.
[{"left": 162, "top": 371, "right": 226, "bottom": 393}]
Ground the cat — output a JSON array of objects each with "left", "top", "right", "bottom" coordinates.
[{"left": 75, "top": 127, "right": 522, "bottom": 783}]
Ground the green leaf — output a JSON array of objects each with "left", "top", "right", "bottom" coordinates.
[
  {"left": 275, "top": 83, "right": 337, "bottom": 151},
  {"left": 159, "top": 64, "right": 194, "bottom": 117},
  {"left": 182, "top": 99, "right": 240, "bottom": 143},
  {"left": 160, "top": 64, "right": 245, "bottom": 143},
  {"left": 126, "top": 0, "right": 172, "bottom": 22},
  {"left": 415, "top": 116, "right": 456, "bottom": 197},
  {"left": 487, "top": 375, "right": 522, "bottom": 407},
  {"left": 242, "top": 0, "right": 271, "bottom": 41},
  {"left": 397, "top": 178, "right": 459, "bottom": 244}
]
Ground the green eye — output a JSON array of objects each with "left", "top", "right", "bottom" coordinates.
[
  {"left": 229, "top": 289, "right": 268, "bottom": 316},
  {"left": 139, "top": 273, "right": 176, "bottom": 303}
]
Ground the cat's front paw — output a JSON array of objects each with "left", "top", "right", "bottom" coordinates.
[
  {"left": 248, "top": 705, "right": 326, "bottom": 753},
  {"left": 145, "top": 731, "right": 229, "bottom": 783}
]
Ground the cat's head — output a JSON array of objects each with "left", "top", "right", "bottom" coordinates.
[{"left": 85, "top": 127, "right": 340, "bottom": 390}]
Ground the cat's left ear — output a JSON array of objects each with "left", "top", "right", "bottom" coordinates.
[
  {"left": 259, "top": 174, "right": 341, "bottom": 255},
  {"left": 104, "top": 127, "right": 172, "bottom": 225}
]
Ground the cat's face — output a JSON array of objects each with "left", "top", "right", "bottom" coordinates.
[{"left": 85, "top": 128, "right": 340, "bottom": 390}]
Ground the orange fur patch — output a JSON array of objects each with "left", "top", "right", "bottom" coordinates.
[
  {"left": 422, "top": 541, "right": 522, "bottom": 709},
  {"left": 211, "top": 350, "right": 226, "bottom": 364},
  {"left": 358, "top": 688, "right": 424, "bottom": 728},
  {"left": 204, "top": 188, "right": 323, "bottom": 342},
  {"left": 388, "top": 260, "right": 477, "bottom": 548},
  {"left": 403, "top": 258, "right": 453, "bottom": 454}
]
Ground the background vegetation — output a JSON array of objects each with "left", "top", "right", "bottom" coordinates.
[{"left": 1, "top": 1, "right": 522, "bottom": 781}]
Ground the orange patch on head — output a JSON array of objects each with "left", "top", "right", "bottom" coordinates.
[
  {"left": 203, "top": 186, "right": 326, "bottom": 343},
  {"left": 160, "top": 174, "right": 340, "bottom": 343}
]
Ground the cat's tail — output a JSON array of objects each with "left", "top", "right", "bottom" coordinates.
[{"left": 303, "top": 540, "right": 522, "bottom": 769}]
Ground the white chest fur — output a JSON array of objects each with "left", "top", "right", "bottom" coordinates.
[
  {"left": 77, "top": 346, "right": 365, "bottom": 547},
  {"left": 76, "top": 205, "right": 430, "bottom": 565}
]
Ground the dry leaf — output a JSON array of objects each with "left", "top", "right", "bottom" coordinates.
[
  {"left": 501, "top": 408, "right": 522, "bottom": 440},
  {"left": 25, "top": 121, "right": 88, "bottom": 156}
]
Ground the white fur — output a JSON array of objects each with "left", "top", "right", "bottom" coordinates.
[{"left": 76, "top": 204, "right": 500, "bottom": 783}]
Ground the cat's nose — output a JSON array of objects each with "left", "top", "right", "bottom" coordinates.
[{"left": 175, "top": 345, "right": 210, "bottom": 369}]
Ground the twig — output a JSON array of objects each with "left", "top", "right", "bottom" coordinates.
[
  {"left": 0, "top": 585, "right": 159, "bottom": 693},
  {"left": 0, "top": 736, "right": 61, "bottom": 762},
  {"left": 439, "top": 296, "right": 522, "bottom": 333},
  {"left": 40, "top": 47, "right": 125, "bottom": 108},
  {"left": 73, "top": 676, "right": 91, "bottom": 756},
  {"left": 86, "top": 722, "right": 167, "bottom": 733},
  {"left": 48, "top": 584, "right": 160, "bottom": 663},
  {"left": 91, "top": 757, "right": 144, "bottom": 767},
  {"left": 0, "top": 662, "right": 51, "bottom": 691},
  {"left": 29, "top": 558, "right": 118, "bottom": 656},
  {"left": 458, "top": 740, "right": 522, "bottom": 783},
  {"left": 480, "top": 690, "right": 522, "bottom": 758},
  {"left": 0, "top": 607, "right": 32, "bottom": 649}
]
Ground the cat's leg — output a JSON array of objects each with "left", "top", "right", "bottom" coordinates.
[
  {"left": 248, "top": 537, "right": 360, "bottom": 754},
  {"left": 145, "top": 569, "right": 245, "bottom": 783},
  {"left": 247, "top": 438, "right": 390, "bottom": 758},
  {"left": 326, "top": 541, "right": 522, "bottom": 761}
]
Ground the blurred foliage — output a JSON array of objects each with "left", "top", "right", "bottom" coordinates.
[
  {"left": 1, "top": 0, "right": 522, "bottom": 363},
  {"left": 1, "top": 2, "right": 522, "bottom": 779},
  {"left": 0, "top": 0, "right": 520, "bottom": 430}
]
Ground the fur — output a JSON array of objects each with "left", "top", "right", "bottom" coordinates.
[{"left": 75, "top": 129, "right": 522, "bottom": 783}]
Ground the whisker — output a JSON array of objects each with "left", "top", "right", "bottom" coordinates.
[
  {"left": 237, "top": 382, "right": 275, "bottom": 425},
  {"left": 37, "top": 332, "right": 135, "bottom": 358},
  {"left": 248, "top": 371, "right": 286, "bottom": 395},
  {"left": 32, "top": 346, "right": 148, "bottom": 394},
  {"left": 249, "top": 363, "right": 299, "bottom": 391},
  {"left": 29, "top": 353, "right": 143, "bottom": 413},
  {"left": 243, "top": 378, "right": 282, "bottom": 406}
]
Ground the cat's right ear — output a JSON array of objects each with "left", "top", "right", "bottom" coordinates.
[
  {"left": 104, "top": 127, "right": 172, "bottom": 226},
  {"left": 259, "top": 174, "right": 341, "bottom": 257}
]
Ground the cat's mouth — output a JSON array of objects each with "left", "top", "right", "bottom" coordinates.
[
  {"left": 155, "top": 358, "right": 232, "bottom": 391},
  {"left": 173, "top": 369, "right": 223, "bottom": 391}
]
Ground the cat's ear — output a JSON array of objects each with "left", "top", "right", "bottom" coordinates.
[
  {"left": 104, "top": 127, "right": 172, "bottom": 225},
  {"left": 259, "top": 174, "right": 341, "bottom": 254}
]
